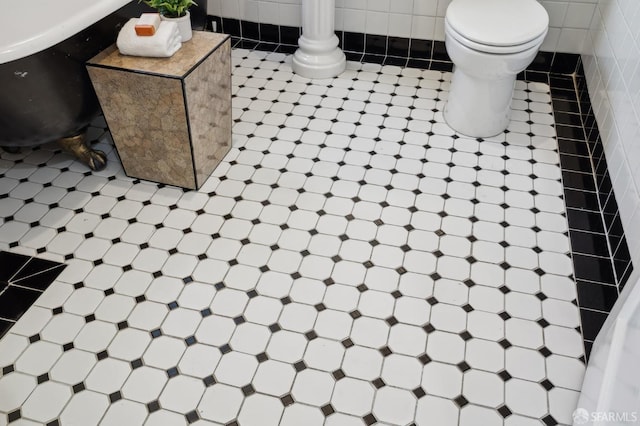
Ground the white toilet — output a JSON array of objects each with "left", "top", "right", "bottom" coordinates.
[{"left": 443, "top": 0, "right": 549, "bottom": 138}]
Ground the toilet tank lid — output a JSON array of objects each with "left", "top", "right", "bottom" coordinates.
[{"left": 446, "top": 0, "right": 549, "bottom": 47}]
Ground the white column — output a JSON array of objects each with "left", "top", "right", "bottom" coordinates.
[{"left": 292, "top": 0, "right": 346, "bottom": 79}]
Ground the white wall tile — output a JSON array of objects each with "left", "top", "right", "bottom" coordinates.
[
  {"left": 221, "top": 0, "right": 240, "bottom": 19},
  {"left": 366, "top": 10, "right": 389, "bottom": 35},
  {"left": 335, "top": 7, "right": 344, "bottom": 31},
  {"left": 207, "top": 0, "right": 222, "bottom": 16},
  {"left": 564, "top": 2, "right": 597, "bottom": 28},
  {"left": 557, "top": 28, "right": 587, "bottom": 52},
  {"left": 584, "top": 0, "right": 640, "bottom": 286},
  {"left": 434, "top": 17, "right": 445, "bottom": 41},
  {"left": 342, "top": 8, "right": 367, "bottom": 33},
  {"left": 390, "top": 0, "right": 414, "bottom": 14},
  {"left": 258, "top": 1, "right": 279, "bottom": 25},
  {"left": 279, "top": 3, "right": 301, "bottom": 26},
  {"left": 388, "top": 13, "right": 413, "bottom": 39},
  {"left": 411, "top": 15, "right": 435, "bottom": 40},
  {"left": 543, "top": 1, "right": 569, "bottom": 27},
  {"left": 413, "top": 0, "right": 438, "bottom": 16},
  {"left": 368, "top": 0, "right": 390, "bottom": 13},
  {"left": 436, "top": 0, "right": 452, "bottom": 16},
  {"left": 209, "top": 0, "right": 595, "bottom": 53},
  {"left": 243, "top": 0, "right": 260, "bottom": 22},
  {"left": 541, "top": 27, "right": 561, "bottom": 51}
]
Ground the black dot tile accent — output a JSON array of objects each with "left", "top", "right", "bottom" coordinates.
[
  {"left": 454, "top": 395, "right": 469, "bottom": 408},
  {"left": 498, "top": 370, "right": 513, "bottom": 382},
  {"left": 332, "top": 369, "right": 346, "bottom": 380},
  {"left": 281, "top": 394, "right": 295, "bottom": 407},
  {"left": 412, "top": 387, "right": 426, "bottom": 399},
  {"left": 540, "top": 379, "right": 555, "bottom": 390},
  {"left": 37, "top": 373, "right": 49, "bottom": 384},
  {"left": 185, "top": 410, "right": 199, "bottom": 424},
  {"left": 379, "top": 346, "right": 392, "bottom": 357},
  {"left": 539, "top": 346, "right": 553, "bottom": 358},
  {"left": 146, "top": 400, "right": 161, "bottom": 413},
  {"left": 498, "top": 339, "right": 512, "bottom": 349},
  {"left": 268, "top": 322, "right": 282, "bottom": 332},
  {"left": 498, "top": 405, "right": 512, "bottom": 418},
  {"left": 456, "top": 361, "right": 470, "bottom": 372},
  {"left": 372, "top": 378, "right": 386, "bottom": 389},
  {"left": 537, "top": 318, "right": 550, "bottom": 328},
  {"left": 72, "top": 382, "right": 86, "bottom": 394},
  {"left": 385, "top": 316, "right": 399, "bottom": 326},
  {"left": 7, "top": 409, "right": 21, "bottom": 422},
  {"left": 363, "top": 413, "right": 377, "bottom": 425},
  {"left": 241, "top": 384, "right": 255, "bottom": 396},
  {"left": 203, "top": 375, "right": 216, "bottom": 387}
]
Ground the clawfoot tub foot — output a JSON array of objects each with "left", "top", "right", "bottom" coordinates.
[{"left": 57, "top": 133, "right": 107, "bottom": 171}]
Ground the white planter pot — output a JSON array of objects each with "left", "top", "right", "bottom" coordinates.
[{"left": 161, "top": 11, "right": 192, "bottom": 42}]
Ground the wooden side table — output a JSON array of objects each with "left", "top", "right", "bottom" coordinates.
[{"left": 87, "top": 31, "right": 231, "bottom": 189}]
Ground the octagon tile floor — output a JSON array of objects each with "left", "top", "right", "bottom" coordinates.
[{"left": 0, "top": 48, "right": 586, "bottom": 426}]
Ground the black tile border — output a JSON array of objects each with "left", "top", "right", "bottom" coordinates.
[
  {"left": 0, "top": 251, "right": 66, "bottom": 338},
  {"left": 208, "top": 16, "right": 582, "bottom": 76}
]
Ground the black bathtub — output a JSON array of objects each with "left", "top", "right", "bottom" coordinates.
[{"left": 0, "top": 1, "right": 208, "bottom": 170}]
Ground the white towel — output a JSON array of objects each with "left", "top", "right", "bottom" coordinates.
[{"left": 117, "top": 18, "right": 182, "bottom": 58}]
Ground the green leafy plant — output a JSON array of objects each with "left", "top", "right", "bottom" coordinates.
[{"left": 140, "top": 0, "right": 197, "bottom": 18}]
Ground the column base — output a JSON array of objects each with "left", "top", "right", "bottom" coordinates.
[{"left": 292, "top": 35, "right": 346, "bottom": 79}]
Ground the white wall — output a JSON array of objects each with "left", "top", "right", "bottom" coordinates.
[
  {"left": 582, "top": 0, "right": 640, "bottom": 287},
  {"left": 207, "top": 0, "right": 598, "bottom": 53}
]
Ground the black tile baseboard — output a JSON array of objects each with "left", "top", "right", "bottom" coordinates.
[
  {"left": 549, "top": 72, "right": 633, "bottom": 357},
  {"left": 208, "top": 16, "right": 582, "bottom": 76},
  {"left": 0, "top": 251, "right": 66, "bottom": 338}
]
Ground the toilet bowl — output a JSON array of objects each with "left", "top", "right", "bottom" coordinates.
[{"left": 443, "top": 0, "right": 549, "bottom": 138}]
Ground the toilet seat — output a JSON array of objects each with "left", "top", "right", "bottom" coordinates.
[
  {"left": 446, "top": 0, "right": 548, "bottom": 52},
  {"left": 445, "top": 19, "right": 547, "bottom": 55}
]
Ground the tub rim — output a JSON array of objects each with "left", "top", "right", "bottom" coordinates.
[{"left": 0, "top": 0, "right": 131, "bottom": 64}]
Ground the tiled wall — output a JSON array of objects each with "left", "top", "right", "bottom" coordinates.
[
  {"left": 582, "top": 0, "right": 640, "bottom": 291},
  {"left": 206, "top": 0, "right": 597, "bottom": 53}
]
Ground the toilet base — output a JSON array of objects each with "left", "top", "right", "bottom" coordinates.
[{"left": 444, "top": 68, "right": 517, "bottom": 138}]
